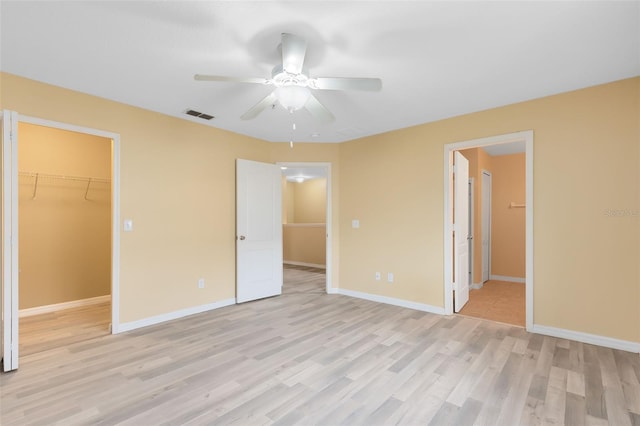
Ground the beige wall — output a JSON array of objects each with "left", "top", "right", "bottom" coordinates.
[
  {"left": 282, "top": 178, "right": 327, "bottom": 224},
  {"left": 2, "top": 72, "right": 638, "bottom": 345},
  {"left": 283, "top": 225, "right": 326, "bottom": 266},
  {"left": 282, "top": 179, "right": 295, "bottom": 224},
  {"left": 293, "top": 178, "right": 326, "bottom": 223},
  {"left": 491, "top": 153, "right": 526, "bottom": 278},
  {"left": 339, "top": 77, "right": 639, "bottom": 343},
  {"left": 18, "top": 123, "right": 111, "bottom": 309},
  {"left": 1, "top": 73, "right": 272, "bottom": 322},
  {"left": 282, "top": 178, "right": 327, "bottom": 265}
]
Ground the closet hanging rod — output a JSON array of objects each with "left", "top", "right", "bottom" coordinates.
[{"left": 18, "top": 171, "right": 110, "bottom": 184}]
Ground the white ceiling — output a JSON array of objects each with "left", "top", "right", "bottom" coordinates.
[
  {"left": 1, "top": 1, "right": 638, "bottom": 143},
  {"left": 281, "top": 165, "right": 327, "bottom": 182},
  {"left": 482, "top": 141, "right": 525, "bottom": 157}
]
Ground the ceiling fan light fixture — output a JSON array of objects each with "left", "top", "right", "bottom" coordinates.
[{"left": 275, "top": 85, "right": 310, "bottom": 112}]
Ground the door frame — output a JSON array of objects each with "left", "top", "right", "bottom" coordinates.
[
  {"left": 443, "top": 130, "right": 533, "bottom": 330},
  {"left": 481, "top": 170, "right": 492, "bottom": 284},
  {"left": 2, "top": 111, "right": 122, "bottom": 347},
  {"left": 468, "top": 177, "right": 475, "bottom": 289},
  {"left": 2, "top": 110, "right": 19, "bottom": 371},
  {"left": 276, "top": 162, "right": 332, "bottom": 293}
]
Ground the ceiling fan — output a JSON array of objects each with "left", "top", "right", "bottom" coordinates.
[{"left": 195, "top": 33, "right": 382, "bottom": 123}]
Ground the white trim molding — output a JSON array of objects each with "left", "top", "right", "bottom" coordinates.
[
  {"left": 336, "top": 289, "right": 445, "bottom": 315},
  {"left": 490, "top": 274, "right": 525, "bottom": 284},
  {"left": 470, "top": 282, "right": 484, "bottom": 290},
  {"left": 19, "top": 295, "right": 111, "bottom": 318},
  {"left": 532, "top": 324, "right": 640, "bottom": 354},
  {"left": 284, "top": 260, "right": 326, "bottom": 269},
  {"left": 115, "top": 298, "right": 236, "bottom": 334}
]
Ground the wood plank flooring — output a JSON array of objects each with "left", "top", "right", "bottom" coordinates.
[
  {"left": 459, "top": 280, "right": 525, "bottom": 327},
  {"left": 19, "top": 301, "right": 111, "bottom": 356},
  {"left": 2, "top": 266, "right": 639, "bottom": 425}
]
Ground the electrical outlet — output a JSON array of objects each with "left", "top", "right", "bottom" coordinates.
[
  {"left": 375, "top": 272, "right": 381, "bottom": 281},
  {"left": 198, "top": 278, "right": 205, "bottom": 289},
  {"left": 387, "top": 272, "right": 394, "bottom": 283}
]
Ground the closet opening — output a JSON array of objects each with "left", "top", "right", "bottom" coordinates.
[{"left": 18, "top": 122, "right": 113, "bottom": 356}]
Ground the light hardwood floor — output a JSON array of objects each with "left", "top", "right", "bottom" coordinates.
[
  {"left": 19, "top": 301, "right": 111, "bottom": 357},
  {"left": 2, "top": 266, "right": 639, "bottom": 425}
]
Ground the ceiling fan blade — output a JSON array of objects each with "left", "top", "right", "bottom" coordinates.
[
  {"left": 194, "top": 74, "right": 268, "bottom": 84},
  {"left": 240, "top": 91, "right": 278, "bottom": 120},
  {"left": 311, "top": 77, "right": 382, "bottom": 91},
  {"left": 281, "top": 33, "right": 307, "bottom": 75},
  {"left": 304, "top": 94, "right": 335, "bottom": 123}
]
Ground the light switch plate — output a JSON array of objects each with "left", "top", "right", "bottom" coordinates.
[
  {"left": 123, "top": 219, "right": 133, "bottom": 232},
  {"left": 352, "top": 219, "right": 360, "bottom": 229}
]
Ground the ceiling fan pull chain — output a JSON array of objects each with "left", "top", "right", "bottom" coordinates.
[{"left": 290, "top": 122, "right": 296, "bottom": 148}]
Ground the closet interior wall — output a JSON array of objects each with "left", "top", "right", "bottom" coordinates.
[{"left": 18, "top": 122, "right": 111, "bottom": 310}]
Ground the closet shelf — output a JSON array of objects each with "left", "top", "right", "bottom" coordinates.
[{"left": 18, "top": 171, "right": 110, "bottom": 200}]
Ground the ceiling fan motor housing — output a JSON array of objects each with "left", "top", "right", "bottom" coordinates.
[{"left": 271, "top": 65, "right": 311, "bottom": 88}]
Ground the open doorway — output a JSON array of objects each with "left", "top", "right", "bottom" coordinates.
[
  {"left": 456, "top": 146, "right": 526, "bottom": 326},
  {"left": 444, "top": 131, "right": 533, "bottom": 330},
  {"left": 18, "top": 122, "right": 112, "bottom": 355},
  {"left": 2, "top": 111, "right": 121, "bottom": 371},
  {"left": 277, "top": 162, "right": 331, "bottom": 296}
]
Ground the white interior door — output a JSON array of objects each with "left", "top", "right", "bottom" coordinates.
[
  {"left": 1, "top": 110, "right": 19, "bottom": 371},
  {"left": 454, "top": 151, "right": 470, "bottom": 312},
  {"left": 236, "top": 159, "right": 283, "bottom": 303},
  {"left": 481, "top": 171, "right": 491, "bottom": 282}
]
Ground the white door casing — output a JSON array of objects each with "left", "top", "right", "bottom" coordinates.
[
  {"left": 1, "top": 110, "right": 19, "bottom": 372},
  {"left": 236, "top": 159, "right": 283, "bottom": 303},
  {"left": 453, "top": 151, "right": 470, "bottom": 312},
  {"left": 481, "top": 170, "right": 492, "bottom": 283},
  {"left": 468, "top": 178, "right": 474, "bottom": 287}
]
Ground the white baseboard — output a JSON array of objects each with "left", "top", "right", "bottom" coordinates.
[
  {"left": 470, "top": 282, "right": 484, "bottom": 290},
  {"left": 19, "top": 295, "right": 111, "bottom": 317},
  {"left": 115, "top": 298, "right": 236, "bottom": 334},
  {"left": 326, "top": 288, "right": 339, "bottom": 294},
  {"left": 284, "top": 260, "right": 326, "bottom": 269},
  {"left": 336, "top": 289, "right": 445, "bottom": 315},
  {"left": 490, "top": 274, "right": 525, "bottom": 283},
  {"left": 532, "top": 324, "right": 640, "bottom": 354}
]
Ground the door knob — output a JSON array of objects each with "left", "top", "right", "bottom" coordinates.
[{"left": 238, "top": 235, "right": 246, "bottom": 240}]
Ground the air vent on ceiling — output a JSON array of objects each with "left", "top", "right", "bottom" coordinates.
[{"left": 184, "top": 109, "right": 214, "bottom": 120}]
